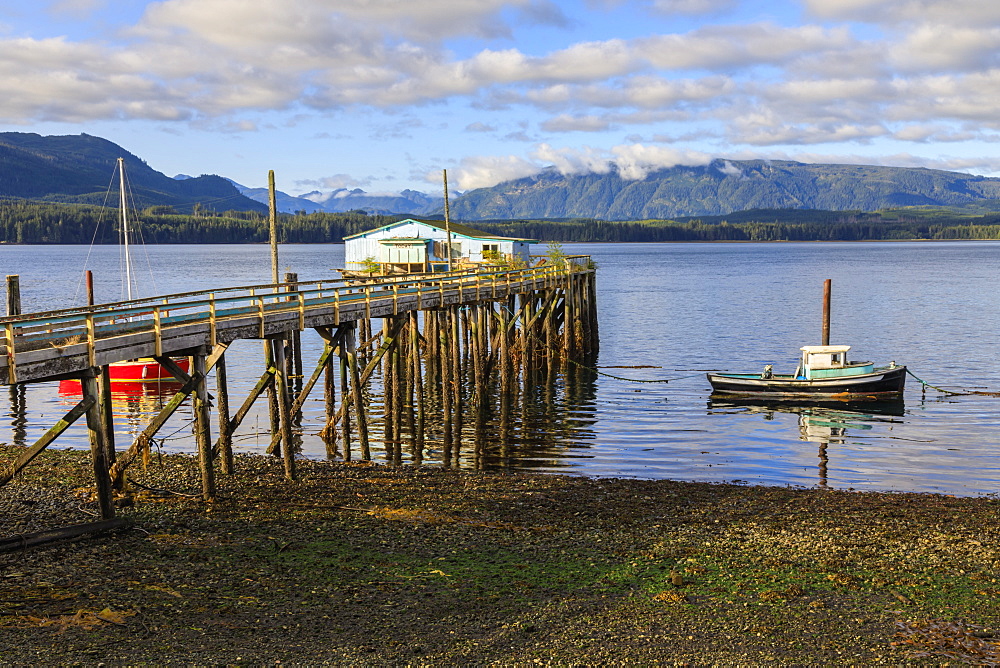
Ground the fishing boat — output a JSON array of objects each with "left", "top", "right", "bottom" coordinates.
[{"left": 707, "top": 345, "right": 906, "bottom": 400}]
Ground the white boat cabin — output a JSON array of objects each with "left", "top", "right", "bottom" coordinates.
[
  {"left": 798, "top": 345, "right": 874, "bottom": 379},
  {"left": 343, "top": 218, "right": 535, "bottom": 274}
]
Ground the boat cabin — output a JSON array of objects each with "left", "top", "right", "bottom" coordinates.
[
  {"left": 798, "top": 345, "right": 874, "bottom": 379},
  {"left": 343, "top": 218, "right": 536, "bottom": 275}
]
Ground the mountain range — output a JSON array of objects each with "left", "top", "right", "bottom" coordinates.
[
  {"left": 448, "top": 160, "right": 1000, "bottom": 220},
  {"left": 5, "top": 132, "right": 1000, "bottom": 221},
  {"left": 231, "top": 184, "right": 443, "bottom": 216},
  {"left": 0, "top": 132, "right": 266, "bottom": 214}
]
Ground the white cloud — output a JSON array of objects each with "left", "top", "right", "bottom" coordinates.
[
  {"left": 451, "top": 154, "right": 541, "bottom": 189},
  {"left": 297, "top": 173, "right": 367, "bottom": 191},
  {"left": 540, "top": 114, "right": 613, "bottom": 132},
  {"left": 888, "top": 25, "right": 1000, "bottom": 72},
  {"left": 609, "top": 144, "right": 713, "bottom": 178},
  {"left": 803, "top": 0, "right": 1000, "bottom": 28}
]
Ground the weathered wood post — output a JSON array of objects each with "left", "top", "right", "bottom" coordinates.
[
  {"left": 5, "top": 275, "right": 20, "bottom": 317},
  {"left": 270, "top": 336, "right": 296, "bottom": 480},
  {"left": 82, "top": 371, "right": 115, "bottom": 519},
  {"left": 192, "top": 349, "right": 216, "bottom": 500},
  {"left": 284, "top": 272, "right": 303, "bottom": 394},
  {"left": 264, "top": 340, "right": 282, "bottom": 453},
  {"left": 439, "top": 310, "right": 453, "bottom": 465},
  {"left": 382, "top": 318, "right": 396, "bottom": 461},
  {"left": 450, "top": 305, "right": 463, "bottom": 457},
  {"left": 338, "top": 332, "right": 352, "bottom": 461},
  {"left": 347, "top": 323, "right": 371, "bottom": 460},
  {"left": 392, "top": 318, "right": 404, "bottom": 465},
  {"left": 215, "top": 352, "right": 235, "bottom": 474},
  {"left": 323, "top": 340, "right": 338, "bottom": 458},
  {"left": 410, "top": 311, "right": 425, "bottom": 464},
  {"left": 98, "top": 365, "right": 116, "bottom": 468}
]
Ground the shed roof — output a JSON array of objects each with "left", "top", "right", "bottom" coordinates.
[{"left": 343, "top": 218, "right": 536, "bottom": 243}]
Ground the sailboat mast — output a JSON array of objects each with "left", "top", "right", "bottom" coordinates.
[{"left": 118, "top": 157, "right": 134, "bottom": 301}]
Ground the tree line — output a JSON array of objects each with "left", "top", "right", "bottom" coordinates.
[{"left": 2, "top": 199, "right": 1000, "bottom": 245}]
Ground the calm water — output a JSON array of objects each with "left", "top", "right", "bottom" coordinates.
[{"left": 2, "top": 241, "right": 999, "bottom": 496}]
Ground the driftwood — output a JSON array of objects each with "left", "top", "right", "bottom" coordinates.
[{"left": 0, "top": 518, "right": 131, "bottom": 554}]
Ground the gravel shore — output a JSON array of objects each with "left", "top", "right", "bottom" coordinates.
[{"left": 2, "top": 448, "right": 999, "bottom": 664}]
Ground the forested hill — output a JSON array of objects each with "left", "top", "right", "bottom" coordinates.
[
  {"left": 0, "top": 133, "right": 265, "bottom": 215},
  {"left": 450, "top": 160, "right": 1000, "bottom": 221},
  {"left": 3, "top": 201, "right": 1000, "bottom": 244}
]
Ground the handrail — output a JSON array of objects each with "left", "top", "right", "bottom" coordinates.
[{"left": 0, "top": 260, "right": 593, "bottom": 360}]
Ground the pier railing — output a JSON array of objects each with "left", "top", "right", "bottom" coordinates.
[{"left": 1, "top": 260, "right": 592, "bottom": 385}]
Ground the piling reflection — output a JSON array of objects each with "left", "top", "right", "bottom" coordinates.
[{"left": 707, "top": 398, "right": 905, "bottom": 487}]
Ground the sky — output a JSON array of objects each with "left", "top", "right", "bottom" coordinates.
[{"left": 2, "top": 0, "right": 1000, "bottom": 196}]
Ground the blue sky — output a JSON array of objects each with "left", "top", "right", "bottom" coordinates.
[{"left": 3, "top": 0, "right": 1000, "bottom": 196}]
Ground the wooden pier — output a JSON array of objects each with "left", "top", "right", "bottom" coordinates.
[{"left": 1, "top": 259, "right": 598, "bottom": 528}]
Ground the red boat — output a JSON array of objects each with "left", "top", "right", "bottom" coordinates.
[
  {"left": 107, "top": 357, "right": 190, "bottom": 382},
  {"left": 58, "top": 358, "right": 190, "bottom": 397}
]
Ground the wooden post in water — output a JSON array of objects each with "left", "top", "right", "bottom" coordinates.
[
  {"left": 822, "top": 279, "right": 832, "bottom": 346},
  {"left": 5, "top": 275, "right": 20, "bottom": 316},
  {"left": 284, "top": 272, "right": 303, "bottom": 393},
  {"left": 346, "top": 324, "right": 370, "bottom": 460}
]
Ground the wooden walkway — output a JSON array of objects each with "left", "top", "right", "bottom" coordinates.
[
  {"left": 2, "top": 258, "right": 598, "bottom": 538},
  {"left": 2, "top": 261, "right": 589, "bottom": 386}
]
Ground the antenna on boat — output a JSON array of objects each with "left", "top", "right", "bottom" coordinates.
[
  {"left": 118, "top": 157, "right": 134, "bottom": 301},
  {"left": 822, "top": 279, "right": 831, "bottom": 345}
]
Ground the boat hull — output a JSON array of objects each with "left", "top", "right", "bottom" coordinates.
[
  {"left": 707, "top": 365, "right": 906, "bottom": 400},
  {"left": 107, "top": 358, "right": 189, "bottom": 382}
]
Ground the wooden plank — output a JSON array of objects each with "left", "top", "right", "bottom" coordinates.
[{"left": 0, "top": 396, "right": 95, "bottom": 487}]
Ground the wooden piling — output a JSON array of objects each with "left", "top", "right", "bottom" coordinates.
[
  {"left": 347, "top": 324, "right": 371, "bottom": 460},
  {"left": 192, "top": 350, "right": 217, "bottom": 500},
  {"left": 270, "top": 337, "right": 297, "bottom": 480},
  {"left": 5, "top": 275, "right": 20, "bottom": 317},
  {"left": 82, "top": 372, "right": 115, "bottom": 519},
  {"left": 215, "top": 352, "right": 235, "bottom": 474}
]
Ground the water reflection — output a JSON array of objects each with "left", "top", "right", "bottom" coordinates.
[
  {"left": 707, "top": 398, "right": 905, "bottom": 488},
  {"left": 58, "top": 379, "right": 187, "bottom": 437}
]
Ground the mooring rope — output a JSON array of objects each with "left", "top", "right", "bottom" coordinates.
[
  {"left": 564, "top": 356, "right": 704, "bottom": 383},
  {"left": 905, "top": 368, "right": 1000, "bottom": 397}
]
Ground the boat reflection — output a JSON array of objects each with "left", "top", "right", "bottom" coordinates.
[
  {"left": 707, "top": 397, "right": 905, "bottom": 487},
  {"left": 58, "top": 378, "right": 186, "bottom": 435}
]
